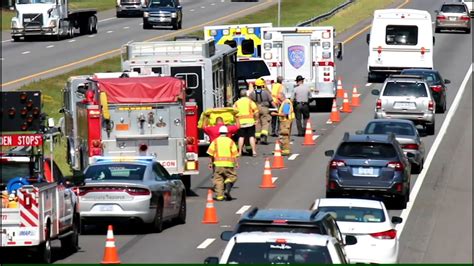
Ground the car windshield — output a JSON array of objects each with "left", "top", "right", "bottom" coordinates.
[
  {"left": 236, "top": 60, "right": 271, "bottom": 80},
  {"left": 227, "top": 243, "right": 333, "bottom": 264},
  {"left": 85, "top": 164, "right": 146, "bottom": 181},
  {"left": 383, "top": 82, "right": 428, "bottom": 97},
  {"left": 237, "top": 224, "right": 323, "bottom": 234},
  {"left": 17, "top": 0, "right": 55, "bottom": 3},
  {"left": 365, "top": 122, "right": 415, "bottom": 136},
  {"left": 149, "top": 0, "right": 175, "bottom": 8},
  {"left": 318, "top": 207, "right": 386, "bottom": 223},
  {"left": 337, "top": 142, "right": 397, "bottom": 159},
  {"left": 441, "top": 5, "right": 467, "bottom": 13},
  {"left": 400, "top": 71, "right": 441, "bottom": 86},
  {"left": 1, "top": 161, "right": 32, "bottom": 186}
]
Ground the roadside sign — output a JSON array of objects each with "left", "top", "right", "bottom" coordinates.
[{"left": 0, "top": 134, "right": 43, "bottom": 146}]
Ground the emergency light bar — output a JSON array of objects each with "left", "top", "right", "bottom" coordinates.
[{"left": 92, "top": 156, "right": 155, "bottom": 163}]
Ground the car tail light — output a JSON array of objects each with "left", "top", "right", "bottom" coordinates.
[
  {"left": 377, "top": 46, "right": 382, "bottom": 54},
  {"left": 402, "top": 144, "right": 419, "bottom": 150},
  {"left": 370, "top": 229, "right": 397, "bottom": 239},
  {"left": 272, "top": 220, "right": 288, "bottom": 224},
  {"left": 126, "top": 188, "right": 151, "bottom": 196},
  {"left": 387, "top": 161, "right": 404, "bottom": 171},
  {"left": 428, "top": 100, "right": 434, "bottom": 111},
  {"left": 394, "top": 183, "right": 403, "bottom": 192},
  {"left": 420, "top": 47, "right": 426, "bottom": 55},
  {"left": 431, "top": 85, "right": 442, "bottom": 93},
  {"left": 327, "top": 181, "right": 338, "bottom": 190},
  {"left": 460, "top": 16, "right": 470, "bottom": 21},
  {"left": 275, "top": 238, "right": 287, "bottom": 244},
  {"left": 376, "top": 99, "right": 382, "bottom": 110},
  {"left": 330, "top": 160, "right": 345, "bottom": 169},
  {"left": 436, "top": 15, "right": 446, "bottom": 20}
]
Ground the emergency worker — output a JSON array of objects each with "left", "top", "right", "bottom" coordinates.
[
  {"left": 233, "top": 90, "right": 258, "bottom": 156},
  {"left": 271, "top": 76, "right": 286, "bottom": 137},
  {"left": 293, "top": 75, "right": 311, "bottom": 136},
  {"left": 206, "top": 126, "right": 239, "bottom": 201},
  {"left": 249, "top": 78, "right": 275, "bottom": 145},
  {"left": 271, "top": 95, "right": 295, "bottom": 156},
  {"left": 203, "top": 116, "right": 240, "bottom": 142}
]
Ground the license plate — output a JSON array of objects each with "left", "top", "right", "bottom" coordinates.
[
  {"left": 358, "top": 167, "right": 374, "bottom": 176},
  {"left": 449, "top": 16, "right": 457, "bottom": 21},
  {"left": 394, "top": 102, "right": 416, "bottom": 109},
  {"left": 99, "top": 205, "right": 113, "bottom": 212}
]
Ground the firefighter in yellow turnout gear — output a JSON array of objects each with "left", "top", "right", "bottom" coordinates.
[
  {"left": 271, "top": 76, "right": 286, "bottom": 137},
  {"left": 207, "top": 126, "right": 239, "bottom": 201},
  {"left": 249, "top": 78, "right": 275, "bottom": 145},
  {"left": 271, "top": 97, "right": 295, "bottom": 156}
]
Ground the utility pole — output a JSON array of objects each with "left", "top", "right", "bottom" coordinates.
[{"left": 277, "top": 0, "right": 281, "bottom": 27}]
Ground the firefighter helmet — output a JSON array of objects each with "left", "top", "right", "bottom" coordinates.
[{"left": 255, "top": 78, "right": 266, "bottom": 87}]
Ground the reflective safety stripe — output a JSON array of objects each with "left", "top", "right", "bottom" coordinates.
[
  {"left": 212, "top": 136, "right": 237, "bottom": 167},
  {"left": 234, "top": 97, "right": 256, "bottom": 125}
]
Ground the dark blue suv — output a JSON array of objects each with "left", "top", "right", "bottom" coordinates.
[
  {"left": 325, "top": 133, "right": 415, "bottom": 209},
  {"left": 143, "top": 0, "right": 182, "bottom": 30}
]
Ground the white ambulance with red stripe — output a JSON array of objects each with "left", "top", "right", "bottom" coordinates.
[
  {"left": 1, "top": 91, "right": 80, "bottom": 263},
  {"left": 260, "top": 26, "right": 343, "bottom": 111}
]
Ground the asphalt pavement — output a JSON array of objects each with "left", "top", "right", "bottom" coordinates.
[{"left": 0, "top": 0, "right": 275, "bottom": 90}]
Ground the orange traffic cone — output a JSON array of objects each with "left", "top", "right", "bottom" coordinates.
[
  {"left": 202, "top": 189, "right": 219, "bottom": 224},
  {"left": 327, "top": 99, "right": 341, "bottom": 124},
  {"left": 351, "top": 86, "right": 361, "bottom": 107},
  {"left": 272, "top": 141, "right": 285, "bottom": 169},
  {"left": 302, "top": 121, "right": 316, "bottom": 146},
  {"left": 341, "top": 92, "right": 352, "bottom": 113},
  {"left": 260, "top": 158, "right": 276, "bottom": 188},
  {"left": 336, "top": 77, "right": 345, "bottom": 98},
  {"left": 101, "top": 225, "right": 121, "bottom": 264}
]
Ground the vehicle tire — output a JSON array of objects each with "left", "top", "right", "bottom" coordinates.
[
  {"left": 325, "top": 191, "right": 338, "bottom": 198},
  {"left": 466, "top": 28, "right": 471, "bottom": 34},
  {"left": 435, "top": 27, "right": 441, "bottom": 33},
  {"left": 172, "top": 21, "right": 179, "bottom": 30},
  {"left": 411, "top": 160, "right": 423, "bottom": 175},
  {"left": 181, "top": 175, "right": 191, "bottom": 195},
  {"left": 150, "top": 200, "right": 164, "bottom": 233},
  {"left": 12, "top": 36, "right": 20, "bottom": 42},
  {"left": 397, "top": 191, "right": 409, "bottom": 209},
  {"left": 368, "top": 72, "right": 377, "bottom": 83},
  {"left": 61, "top": 214, "right": 80, "bottom": 253},
  {"left": 36, "top": 226, "right": 52, "bottom": 263},
  {"left": 174, "top": 194, "right": 186, "bottom": 224},
  {"left": 92, "top": 16, "right": 98, "bottom": 34},
  {"left": 426, "top": 123, "right": 435, "bottom": 135},
  {"left": 143, "top": 22, "right": 152, "bottom": 30},
  {"left": 178, "top": 20, "right": 182, "bottom": 30},
  {"left": 68, "top": 24, "right": 74, "bottom": 39},
  {"left": 116, "top": 11, "right": 123, "bottom": 18}
]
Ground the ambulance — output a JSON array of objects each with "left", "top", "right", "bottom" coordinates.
[
  {"left": 366, "top": 9, "right": 434, "bottom": 81},
  {"left": 261, "top": 26, "right": 343, "bottom": 110}
]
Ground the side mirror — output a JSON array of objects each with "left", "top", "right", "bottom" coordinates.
[
  {"left": 371, "top": 89, "right": 380, "bottom": 96},
  {"left": 324, "top": 150, "right": 334, "bottom": 157},
  {"left": 406, "top": 152, "right": 415, "bottom": 158},
  {"left": 204, "top": 257, "right": 219, "bottom": 264},
  {"left": 444, "top": 79, "right": 451, "bottom": 84},
  {"left": 355, "top": 130, "right": 364, "bottom": 135},
  {"left": 335, "top": 42, "right": 343, "bottom": 60},
  {"left": 391, "top": 216, "right": 403, "bottom": 224},
  {"left": 220, "top": 230, "right": 233, "bottom": 241},
  {"left": 366, "top": 33, "right": 370, "bottom": 44},
  {"left": 344, "top": 235, "right": 357, "bottom": 245}
]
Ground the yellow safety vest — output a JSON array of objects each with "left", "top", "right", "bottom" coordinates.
[
  {"left": 207, "top": 136, "right": 239, "bottom": 167},
  {"left": 278, "top": 99, "right": 295, "bottom": 121},
  {"left": 271, "top": 83, "right": 283, "bottom": 105},
  {"left": 233, "top": 97, "right": 258, "bottom": 125}
]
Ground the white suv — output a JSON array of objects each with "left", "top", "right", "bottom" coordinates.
[
  {"left": 204, "top": 232, "right": 349, "bottom": 264},
  {"left": 371, "top": 75, "right": 436, "bottom": 135}
]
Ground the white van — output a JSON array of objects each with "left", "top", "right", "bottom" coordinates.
[{"left": 366, "top": 9, "right": 434, "bottom": 82}]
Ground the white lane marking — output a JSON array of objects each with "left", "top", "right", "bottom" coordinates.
[
  {"left": 201, "top": 6, "right": 206, "bottom": 8},
  {"left": 123, "top": 26, "right": 130, "bottom": 29},
  {"left": 1, "top": 39, "right": 12, "bottom": 43},
  {"left": 46, "top": 45, "right": 54, "bottom": 48},
  {"left": 396, "top": 64, "right": 473, "bottom": 235},
  {"left": 68, "top": 39, "right": 75, "bottom": 43},
  {"left": 0, "top": 58, "right": 4, "bottom": 61},
  {"left": 211, "top": 3, "right": 216, "bottom": 5},
  {"left": 288, "top": 154, "right": 299, "bottom": 160},
  {"left": 21, "top": 51, "right": 30, "bottom": 55},
  {"left": 312, "top": 135, "right": 320, "bottom": 140},
  {"left": 272, "top": 177, "right": 278, "bottom": 183},
  {"left": 107, "top": 30, "right": 114, "bottom": 33},
  {"left": 220, "top": 225, "right": 232, "bottom": 228},
  {"left": 365, "top": 83, "right": 372, "bottom": 87},
  {"left": 139, "top": 22, "right": 144, "bottom": 25},
  {"left": 197, "top": 238, "right": 215, "bottom": 249},
  {"left": 99, "top": 17, "right": 116, "bottom": 23},
  {"left": 190, "top": 9, "right": 195, "bottom": 11},
  {"left": 236, "top": 205, "right": 252, "bottom": 215},
  {"left": 88, "top": 35, "right": 96, "bottom": 38}
]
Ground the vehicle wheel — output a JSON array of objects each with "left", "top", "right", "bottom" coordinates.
[
  {"left": 61, "top": 214, "right": 80, "bottom": 253},
  {"left": 181, "top": 175, "right": 191, "bottom": 195},
  {"left": 143, "top": 22, "right": 152, "bottom": 30},
  {"left": 150, "top": 201, "right": 164, "bottom": 233},
  {"left": 466, "top": 28, "right": 471, "bottom": 34},
  {"left": 12, "top": 36, "right": 20, "bottom": 42},
  {"left": 172, "top": 22, "right": 179, "bottom": 30},
  {"left": 368, "top": 72, "right": 377, "bottom": 83},
  {"left": 397, "top": 192, "right": 409, "bottom": 209},
  {"left": 36, "top": 226, "right": 52, "bottom": 263},
  {"left": 325, "top": 191, "right": 338, "bottom": 198},
  {"left": 435, "top": 27, "right": 441, "bottom": 33},
  {"left": 426, "top": 123, "right": 435, "bottom": 135},
  {"left": 442, "top": 99, "right": 447, "bottom": 113},
  {"left": 68, "top": 24, "right": 74, "bottom": 38},
  {"left": 174, "top": 194, "right": 186, "bottom": 224},
  {"left": 411, "top": 160, "right": 423, "bottom": 175},
  {"left": 92, "top": 16, "right": 98, "bottom": 34},
  {"left": 178, "top": 20, "right": 182, "bottom": 29},
  {"left": 116, "top": 12, "right": 123, "bottom": 18}
]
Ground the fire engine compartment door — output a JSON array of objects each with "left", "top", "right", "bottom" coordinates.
[{"left": 282, "top": 34, "right": 312, "bottom": 82}]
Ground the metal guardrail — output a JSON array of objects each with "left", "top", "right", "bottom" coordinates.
[{"left": 296, "top": 0, "right": 355, "bottom": 27}]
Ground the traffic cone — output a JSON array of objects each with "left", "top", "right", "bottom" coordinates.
[
  {"left": 351, "top": 86, "right": 361, "bottom": 107},
  {"left": 302, "top": 121, "right": 316, "bottom": 146},
  {"left": 101, "top": 225, "right": 121, "bottom": 264},
  {"left": 259, "top": 158, "right": 276, "bottom": 188},
  {"left": 327, "top": 99, "right": 341, "bottom": 123},
  {"left": 202, "top": 189, "right": 219, "bottom": 224},
  {"left": 272, "top": 140, "right": 285, "bottom": 169},
  {"left": 336, "top": 77, "right": 345, "bottom": 99},
  {"left": 341, "top": 92, "right": 352, "bottom": 113}
]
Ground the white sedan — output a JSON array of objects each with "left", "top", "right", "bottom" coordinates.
[{"left": 311, "top": 198, "right": 402, "bottom": 264}]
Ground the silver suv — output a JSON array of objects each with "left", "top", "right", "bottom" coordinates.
[{"left": 371, "top": 75, "right": 436, "bottom": 135}]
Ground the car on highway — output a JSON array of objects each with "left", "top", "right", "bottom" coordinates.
[
  {"left": 205, "top": 232, "right": 350, "bottom": 264},
  {"left": 325, "top": 133, "right": 416, "bottom": 209},
  {"left": 358, "top": 119, "right": 425, "bottom": 174},
  {"left": 310, "top": 198, "right": 403, "bottom": 264},
  {"left": 143, "top": 0, "right": 183, "bottom": 30},
  {"left": 77, "top": 157, "right": 186, "bottom": 233},
  {"left": 461, "top": 0, "right": 474, "bottom": 17},
  {"left": 435, "top": 2, "right": 471, "bottom": 33},
  {"left": 371, "top": 74, "right": 436, "bottom": 135},
  {"left": 220, "top": 207, "right": 357, "bottom": 246},
  {"left": 400, "top": 68, "right": 450, "bottom": 113}
]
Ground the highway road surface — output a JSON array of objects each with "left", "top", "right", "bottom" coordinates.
[
  {"left": 2, "top": 0, "right": 471, "bottom": 263},
  {"left": 0, "top": 0, "right": 275, "bottom": 90}
]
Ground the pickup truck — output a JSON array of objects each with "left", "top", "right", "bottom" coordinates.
[{"left": 143, "top": 0, "right": 182, "bottom": 30}]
